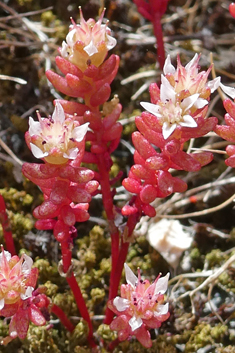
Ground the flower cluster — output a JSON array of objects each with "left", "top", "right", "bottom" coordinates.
[
  {"left": 0, "top": 248, "right": 50, "bottom": 345},
  {"left": 122, "top": 54, "right": 219, "bottom": 217},
  {"left": 61, "top": 8, "right": 116, "bottom": 72},
  {"left": 23, "top": 103, "right": 99, "bottom": 242},
  {"left": 141, "top": 54, "right": 220, "bottom": 140},
  {"left": 26, "top": 102, "right": 89, "bottom": 165},
  {"left": 108, "top": 264, "right": 170, "bottom": 348},
  {"left": 46, "top": 10, "right": 119, "bottom": 105}
]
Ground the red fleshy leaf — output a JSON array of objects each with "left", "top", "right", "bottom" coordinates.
[
  {"left": 29, "top": 304, "right": 46, "bottom": 326},
  {"left": 55, "top": 56, "right": 83, "bottom": 77},
  {"left": 90, "top": 83, "right": 111, "bottom": 106},
  {"left": 229, "top": 2, "right": 235, "bottom": 18}
]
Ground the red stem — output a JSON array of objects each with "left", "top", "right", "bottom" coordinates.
[
  {"left": 107, "top": 337, "right": 120, "bottom": 351},
  {"left": 0, "top": 194, "right": 16, "bottom": 255},
  {"left": 51, "top": 303, "right": 75, "bottom": 332},
  {"left": 66, "top": 273, "right": 97, "bottom": 348},
  {"left": 104, "top": 241, "right": 129, "bottom": 324},
  {"left": 152, "top": 12, "right": 165, "bottom": 70},
  {"left": 104, "top": 208, "right": 141, "bottom": 324},
  {"left": 96, "top": 155, "right": 120, "bottom": 274},
  {"left": 60, "top": 240, "right": 72, "bottom": 273},
  {"left": 60, "top": 240, "right": 96, "bottom": 348}
]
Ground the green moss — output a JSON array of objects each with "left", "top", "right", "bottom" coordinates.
[
  {"left": 185, "top": 323, "right": 228, "bottom": 352},
  {"left": 33, "top": 259, "right": 62, "bottom": 285},
  {"left": 0, "top": 319, "right": 10, "bottom": 342},
  {"left": 90, "top": 288, "right": 105, "bottom": 305},
  {"left": 190, "top": 247, "right": 201, "bottom": 260},
  {"left": 123, "top": 121, "right": 137, "bottom": 136},
  {"left": 211, "top": 324, "right": 228, "bottom": 340},
  {"left": 8, "top": 211, "right": 34, "bottom": 236},
  {"left": 99, "top": 258, "right": 111, "bottom": 273},
  {"left": 205, "top": 249, "right": 227, "bottom": 267},
  {"left": 216, "top": 346, "right": 235, "bottom": 352},
  {"left": 69, "top": 320, "right": 89, "bottom": 349},
  {"left": 110, "top": 160, "right": 120, "bottom": 180},
  {"left": 41, "top": 11, "right": 56, "bottom": 26},
  {"left": 23, "top": 325, "right": 65, "bottom": 353},
  {"left": 116, "top": 335, "right": 178, "bottom": 353},
  {"left": 16, "top": 0, "right": 32, "bottom": 5},
  {"left": 76, "top": 226, "right": 111, "bottom": 268},
  {"left": 218, "top": 271, "right": 235, "bottom": 292},
  {"left": 83, "top": 249, "right": 96, "bottom": 268},
  {"left": 0, "top": 188, "right": 33, "bottom": 210},
  {"left": 80, "top": 273, "right": 93, "bottom": 290},
  {"left": 97, "top": 324, "right": 117, "bottom": 342},
  {"left": 53, "top": 292, "right": 78, "bottom": 317},
  {"left": 43, "top": 281, "right": 59, "bottom": 297}
]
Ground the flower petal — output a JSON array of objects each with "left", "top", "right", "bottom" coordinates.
[
  {"left": 185, "top": 53, "right": 198, "bottom": 72},
  {"left": 220, "top": 82, "right": 235, "bottom": 99},
  {"left": 63, "top": 147, "right": 79, "bottom": 159},
  {"left": 140, "top": 102, "right": 161, "bottom": 118},
  {"left": 194, "top": 98, "right": 208, "bottom": 109},
  {"left": 154, "top": 302, "right": 169, "bottom": 315},
  {"left": 66, "top": 28, "right": 76, "bottom": 47},
  {"left": 52, "top": 103, "right": 65, "bottom": 124},
  {"left": 163, "top": 55, "right": 175, "bottom": 75},
  {"left": 106, "top": 34, "right": 117, "bottom": 50},
  {"left": 180, "top": 115, "right": 197, "bottom": 128},
  {"left": 61, "top": 41, "right": 69, "bottom": 58},
  {"left": 22, "top": 254, "right": 33, "bottom": 274},
  {"left": 21, "top": 286, "right": 34, "bottom": 300},
  {"left": 84, "top": 39, "right": 99, "bottom": 56},
  {"left": 207, "top": 76, "right": 220, "bottom": 93},
  {"left": 30, "top": 143, "right": 49, "bottom": 159},
  {"left": 162, "top": 122, "right": 177, "bottom": 139},
  {"left": 0, "top": 250, "right": 11, "bottom": 263},
  {"left": 0, "top": 298, "right": 5, "bottom": 310},
  {"left": 124, "top": 263, "right": 138, "bottom": 288},
  {"left": 28, "top": 117, "right": 41, "bottom": 136},
  {"left": 181, "top": 93, "right": 199, "bottom": 110},
  {"left": 154, "top": 273, "right": 170, "bottom": 295},
  {"left": 72, "top": 122, "right": 89, "bottom": 142},
  {"left": 129, "top": 316, "right": 143, "bottom": 331},
  {"left": 160, "top": 75, "right": 176, "bottom": 102},
  {"left": 113, "top": 297, "right": 130, "bottom": 312}
]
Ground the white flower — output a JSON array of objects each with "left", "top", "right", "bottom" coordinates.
[
  {"left": 140, "top": 77, "right": 207, "bottom": 139},
  {"left": 163, "top": 54, "right": 221, "bottom": 94},
  {"left": 28, "top": 103, "right": 89, "bottom": 164},
  {"left": 61, "top": 8, "right": 116, "bottom": 71},
  {"left": 140, "top": 52, "right": 223, "bottom": 139}
]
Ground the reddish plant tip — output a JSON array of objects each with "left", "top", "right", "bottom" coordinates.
[{"left": 229, "top": 3, "right": 235, "bottom": 18}]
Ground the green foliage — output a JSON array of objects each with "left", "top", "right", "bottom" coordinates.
[{"left": 185, "top": 323, "right": 228, "bottom": 352}]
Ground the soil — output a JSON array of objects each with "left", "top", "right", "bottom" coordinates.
[{"left": 1, "top": 0, "right": 235, "bottom": 352}]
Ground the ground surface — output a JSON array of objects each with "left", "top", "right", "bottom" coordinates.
[{"left": 1, "top": 0, "right": 235, "bottom": 352}]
